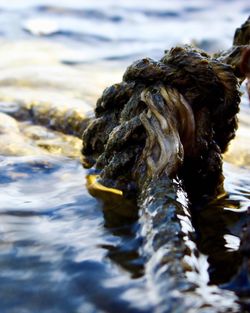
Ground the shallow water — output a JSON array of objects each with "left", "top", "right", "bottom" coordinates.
[
  {"left": 0, "top": 155, "right": 152, "bottom": 313},
  {"left": 0, "top": 1, "right": 249, "bottom": 312}
]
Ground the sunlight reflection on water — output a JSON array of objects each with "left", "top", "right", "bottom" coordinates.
[{"left": 0, "top": 0, "right": 249, "bottom": 312}]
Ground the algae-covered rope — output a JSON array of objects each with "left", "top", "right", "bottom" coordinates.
[
  {"left": 82, "top": 45, "right": 241, "bottom": 199},
  {"left": 82, "top": 47, "right": 242, "bottom": 312},
  {"left": 82, "top": 16, "right": 250, "bottom": 312},
  {"left": 138, "top": 178, "right": 239, "bottom": 312}
]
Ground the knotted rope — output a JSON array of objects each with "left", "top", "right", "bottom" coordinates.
[{"left": 82, "top": 45, "right": 240, "bottom": 200}]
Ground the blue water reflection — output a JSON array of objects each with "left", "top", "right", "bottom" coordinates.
[
  {"left": 0, "top": 155, "right": 151, "bottom": 312},
  {"left": 0, "top": 0, "right": 249, "bottom": 312}
]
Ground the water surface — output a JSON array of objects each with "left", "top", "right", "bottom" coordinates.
[{"left": 0, "top": 1, "right": 249, "bottom": 312}]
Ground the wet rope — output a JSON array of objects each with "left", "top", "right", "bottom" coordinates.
[
  {"left": 81, "top": 17, "right": 250, "bottom": 311},
  {"left": 82, "top": 45, "right": 241, "bottom": 199}
]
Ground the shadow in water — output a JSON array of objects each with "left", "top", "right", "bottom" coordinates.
[
  {"left": 86, "top": 174, "right": 145, "bottom": 279},
  {"left": 85, "top": 170, "right": 250, "bottom": 311},
  {"left": 191, "top": 195, "right": 248, "bottom": 286}
]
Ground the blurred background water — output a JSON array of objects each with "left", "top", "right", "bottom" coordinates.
[{"left": 0, "top": 0, "right": 249, "bottom": 312}]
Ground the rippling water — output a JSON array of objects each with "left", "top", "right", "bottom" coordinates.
[
  {"left": 0, "top": 1, "right": 249, "bottom": 312},
  {"left": 0, "top": 155, "right": 151, "bottom": 313}
]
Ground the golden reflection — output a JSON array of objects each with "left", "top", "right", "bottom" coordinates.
[
  {"left": 86, "top": 174, "right": 138, "bottom": 219},
  {"left": 0, "top": 39, "right": 124, "bottom": 160},
  {"left": 0, "top": 40, "right": 123, "bottom": 109},
  {"left": 86, "top": 174, "right": 123, "bottom": 196},
  {"left": 224, "top": 123, "right": 250, "bottom": 167},
  {"left": 0, "top": 112, "right": 82, "bottom": 158}
]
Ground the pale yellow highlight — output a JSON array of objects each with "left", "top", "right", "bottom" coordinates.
[{"left": 86, "top": 174, "right": 123, "bottom": 196}]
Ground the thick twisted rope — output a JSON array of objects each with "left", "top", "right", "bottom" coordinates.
[
  {"left": 81, "top": 19, "right": 250, "bottom": 311},
  {"left": 82, "top": 45, "right": 240, "bottom": 200}
]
